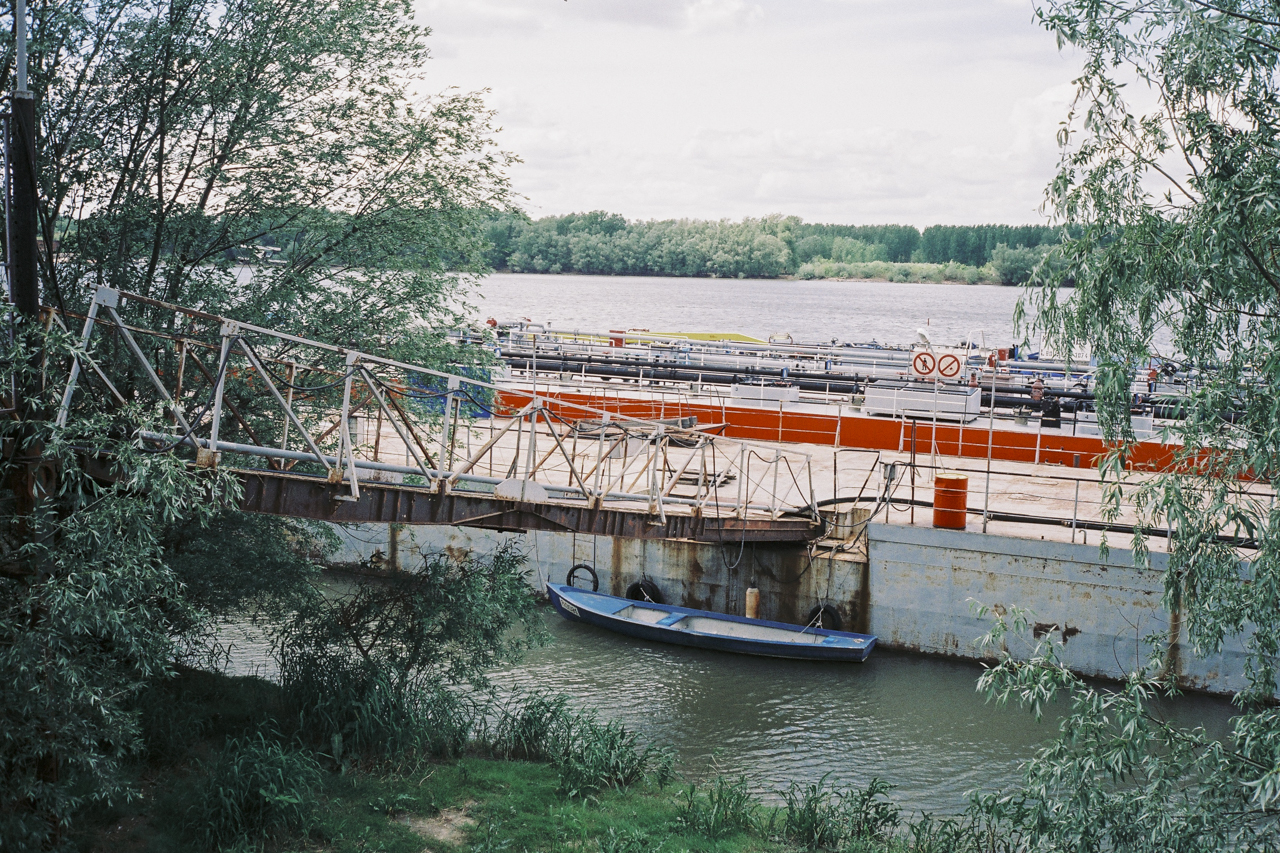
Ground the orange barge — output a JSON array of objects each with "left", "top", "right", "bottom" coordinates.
[{"left": 496, "top": 387, "right": 1180, "bottom": 473}]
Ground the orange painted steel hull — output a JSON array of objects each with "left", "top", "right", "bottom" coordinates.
[{"left": 496, "top": 389, "right": 1181, "bottom": 473}]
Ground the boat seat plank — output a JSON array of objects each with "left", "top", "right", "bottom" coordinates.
[
  {"left": 657, "top": 613, "right": 687, "bottom": 627},
  {"left": 590, "top": 598, "right": 635, "bottom": 615}
]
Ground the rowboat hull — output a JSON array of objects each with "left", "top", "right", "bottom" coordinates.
[{"left": 545, "top": 583, "right": 876, "bottom": 662}]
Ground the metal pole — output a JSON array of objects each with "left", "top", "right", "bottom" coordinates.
[
  {"left": 201, "top": 325, "right": 233, "bottom": 466},
  {"left": 54, "top": 295, "right": 104, "bottom": 427},
  {"left": 15, "top": 0, "right": 27, "bottom": 92},
  {"left": 9, "top": 0, "right": 37, "bottom": 322},
  {"left": 1072, "top": 480, "right": 1080, "bottom": 544},
  {"left": 439, "top": 375, "right": 458, "bottom": 473},
  {"left": 338, "top": 352, "right": 359, "bottom": 496},
  {"left": 910, "top": 420, "right": 917, "bottom": 526},
  {"left": 1071, "top": 452, "right": 1081, "bottom": 543},
  {"left": 280, "top": 363, "right": 295, "bottom": 449},
  {"left": 983, "top": 369, "right": 996, "bottom": 532}
]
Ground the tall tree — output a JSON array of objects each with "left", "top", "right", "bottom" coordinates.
[
  {"left": 8, "top": 0, "right": 513, "bottom": 356},
  {"left": 0, "top": 1, "right": 515, "bottom": 847},
  {"left": 984, "top": 1, "right": 1280, "bottom": 848}
]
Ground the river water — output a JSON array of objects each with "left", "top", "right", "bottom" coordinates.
[
  {"left": 224, "top": 601, "right": 1234, "bottom": 815},
  {"left": 488, "top": 612, "right": 1234, "bottom": 814},
  {"left": 473, "top": 273, "right": 1035, "bottom": 350}
]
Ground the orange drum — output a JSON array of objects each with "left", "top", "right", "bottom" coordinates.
[{"left": 933, "top": 473, "right": 969, "bottom": 530}]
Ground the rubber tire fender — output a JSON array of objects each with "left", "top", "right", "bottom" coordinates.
[
  {"left": 806, "top": 604, "right": 843, "bottom": 632},
  {"left": 625, "top": 579, "right": 664, "bottom": 604},
  {"left": 566, "top": 563, "right": 599, "bottom": 592}
]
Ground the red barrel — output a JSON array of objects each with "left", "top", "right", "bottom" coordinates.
[{"left": 933, "top": 473, "right": 969, "bottom": 529}]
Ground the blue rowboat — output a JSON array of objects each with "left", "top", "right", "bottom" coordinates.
[{"left": 545, "top": 583, "right": 876, "bottom": 662}]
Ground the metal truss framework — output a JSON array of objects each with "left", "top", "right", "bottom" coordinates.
[{"left": 55, "top": 287, "right": 823, "bottom": 543}]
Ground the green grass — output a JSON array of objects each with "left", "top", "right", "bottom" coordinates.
[
  {"left": 304, "top": 759, "right": 803, "bottom": 853},
  {"left": 69, "top": 669, "right": 954, "bottom": 853}
]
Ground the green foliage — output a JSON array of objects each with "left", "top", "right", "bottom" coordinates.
[
  {"left": 192, "top": 732, "right": 321, "bottom": 850},
  {"left": 0, "top": 333, "right": 244, "bottom": 850},
  {"left": 273, "top": 544, "right": 543, "bottom": 765},
  {"left": 791, "top": 223, "right": 922, "bottom": 264},
  {"left": 780, "top": 776, "right": 901, "bottom": 850},
  {"left": 973, "top": 610, "right": 1278, "bottom": 851},
  {"left": 503, "top": 213, "right": 795, "bottom": 279},
  {"left": 828, "top": 237, "right": 890, "bottom": 264},
  {"left": 491, "top": 692, "right": 672, "bottom": 797},
  {"left": 917, "top": 224, "right": 1062, "bottom": 266},
  {"left": 553, "top": 713, "right": 668, "bottom": 798},
  {"left": 492, "top": 692, "right": 577, "bottom": 761},
  {"left": 989, "top": 242, "right": 1051, "bottom": 286},
  {"left": 1, "top": 0, "right": 512, "bottom": 846},
  {"left": 677, "top": 775, "right": 759, "bottom": 839},
  {"left": 14, "top": 0, "right": 511, "bottom": 372},
  {"left": 1000, "top": 0, "right": 1280, "bottom": 847},
  {"left": 164, "top": 512, "right": 334, "bottom": 668},
  {"left": 796, "top": 259, "right": 996, "bottom": 284},
  {"left": 486, "top": 213, "right": 1060, "bottom": 279}
]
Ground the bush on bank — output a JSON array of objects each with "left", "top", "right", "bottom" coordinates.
[
  {"left": 794, "top": 259, "right": 998, "bottom": 284},
  {"left": 76, "top": 667, "right": 1002, "bottom": 853}
]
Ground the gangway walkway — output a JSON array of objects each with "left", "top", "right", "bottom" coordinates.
[{"left": 55, "top": 287, "right": 823, "bottom": 543}]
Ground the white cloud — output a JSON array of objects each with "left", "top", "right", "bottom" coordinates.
[
  {"left": 684, "top": 0, "right": 764, "bottom": 31},
  {"left": 415, "top": 0, "right": 1082, "bottom": 226}
]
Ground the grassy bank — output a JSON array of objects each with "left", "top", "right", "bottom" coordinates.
[{"left": 74, "top": 668, "right": 991, "bottom": 853}]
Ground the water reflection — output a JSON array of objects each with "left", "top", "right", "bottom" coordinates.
[
  {"left": 224, "top": 601, "right": 1237, "bottom": 814},
  {"left": 489, "top": 615, "right": 1048, "bottom": 812}
]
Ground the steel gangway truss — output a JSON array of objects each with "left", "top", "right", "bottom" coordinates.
[{"left": 53, "top": 287, "right": 823, "bottom": 543}]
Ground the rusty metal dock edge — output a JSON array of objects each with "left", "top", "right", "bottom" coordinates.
[{"left": 327, "top": 522, "right": 1269, "bottom": 698}]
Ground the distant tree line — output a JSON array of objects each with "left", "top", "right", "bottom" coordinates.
[
  {"left": 915, "top": 224, "right": 1061, "bottom": 267},
  {"left": 485, "top": 212, "right": 1064, "bottom": 279}
]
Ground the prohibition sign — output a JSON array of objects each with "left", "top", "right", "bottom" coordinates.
[
  {"left": 912, "top": 351, "right": 936, "bottom": 375},
  {"left": 937, "top": 353, "right": 962, "bottom": 378}
]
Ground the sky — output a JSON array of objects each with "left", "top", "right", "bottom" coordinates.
[{"left": 414, "top": 0, "right": 1082, "bottom": 227}]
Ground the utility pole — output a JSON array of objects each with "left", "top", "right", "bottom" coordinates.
[
  {"left": 6, "top": 0, "right": 57, "bottom": 815},
  {"left": 9, "top": 0, "right": 39, "bottom": 323}
]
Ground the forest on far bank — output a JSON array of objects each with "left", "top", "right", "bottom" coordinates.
[{"left": 483, "top": 211, "right": 1065, "bottom": 284}]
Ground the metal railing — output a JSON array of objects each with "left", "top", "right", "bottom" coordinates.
[{"left": 54, "top": 287, "right": 819, "bottom": 524}]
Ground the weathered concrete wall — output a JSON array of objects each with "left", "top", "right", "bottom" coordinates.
[
  {"left": 328, "top": 520, "right": 1261, "bottom": 696},
  {"left": 329, "top": 521, "right": 867, "bottom": 632},
  {"left": 865, "top": 523, "right": 1259, "bottom": 696}
]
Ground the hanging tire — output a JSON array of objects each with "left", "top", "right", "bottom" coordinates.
[
  {"left": 806, "top": 604, "right": 843, "bottom": 631},
  {"left": 625, "top": 579, "right": 664, "bottom": 604},
  {"left": 566, "top": 563, "right": 599, "bottom": 592}
]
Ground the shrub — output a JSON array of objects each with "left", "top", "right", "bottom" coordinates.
[
  {"left": 845, "top": 778, "right": 902, "bottom": 842},
  {"left": 990, "top": 242, "right": 1048, "bottom": 285},
  {"left": 191, "top": 732, "right": 321, "bottom": 850},
  {"left": 782, "top": 776, "right": 846, "bottom": 849},
  {"left": 556, "top": 715, "right": 664, "bottom": 797},
  {"left": 677, "top": 775, "right": 759, "bottom": 838},
  {"left": 491, "top": 692, "right": 669, "bottom": 796},
  {"left": 285, "top": 663, "right": 478, "bottom": 767},
  {"left": 492, "top": 693, "right": 574, "bottom": 761},
  {"left": 779, "top": 776, "right": 902, "bottom": 850},
  {"left": 272, "top": 544, "right": 542, "bottom": 766}
]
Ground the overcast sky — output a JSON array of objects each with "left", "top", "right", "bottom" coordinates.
[{"left": 415, "top": 0, "right": 1080, "bottom": 227}]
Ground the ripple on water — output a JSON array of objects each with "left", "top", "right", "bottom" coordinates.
[
  {"left": 487, "top": 616, "right": 1055, "bottom": 812},
  {"left": 223, "top": 598, "right": 1236, "bottom": 815}
]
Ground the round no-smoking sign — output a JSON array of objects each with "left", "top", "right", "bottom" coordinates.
[
  {"left": 937, "top": 353, "right": 962, "bottom": 378},
  {"left": 912, "top": 351, "right": 936, "bottom": 376}
]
